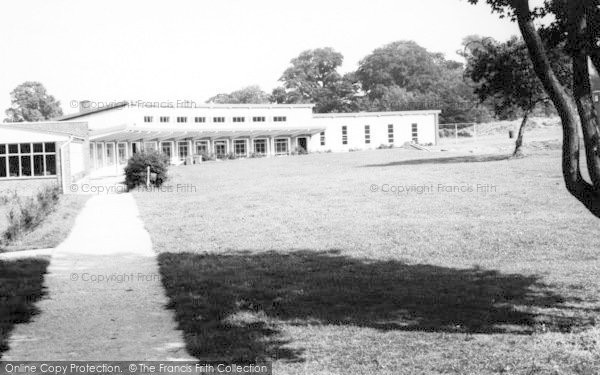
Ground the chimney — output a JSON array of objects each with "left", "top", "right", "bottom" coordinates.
[{"left": 79, "top": 100, "right": 92, "bottom": 113}]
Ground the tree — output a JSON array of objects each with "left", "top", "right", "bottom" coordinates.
[
  {"left": 272, "top": 47, "right": 359, "bottom": 113},
  {"left": 465, "top": 36, "right": 571, "bottom": 157},
  {"left": 468, "top": 0, "right": 600, "bottom": 218},
  {"left": 206, "top": 85, "right": 270, "bottom": 104},
  {"left": 4, "top": 81, "right": 63, "bottom": 122},
  {"left": 356, "top": 41, "right": 489, "bottom": 123}
]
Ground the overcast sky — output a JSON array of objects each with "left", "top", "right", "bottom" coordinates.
[{"left": 0, "top": 0, "right": 521, "bottom": 115}]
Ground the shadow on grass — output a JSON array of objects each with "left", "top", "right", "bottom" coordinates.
[
  {"left": 363, "top": 154, "right": 511, "bottom": 167},
  {"left": 158, "top": 250, "right": 591, "bottom": 363},
  {"left": 0, "top": 258, "right": 48, "bottom": 358}
]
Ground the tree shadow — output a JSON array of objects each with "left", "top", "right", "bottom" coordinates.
[
  {"left": 158, "top": 250, "right": 593, "bottom": 364},
  {"left": 0, "top": 258, "right": 48, "bottom": 358},
  {"left": 363, "top": 154, "right": 511, "bottom": 167}
]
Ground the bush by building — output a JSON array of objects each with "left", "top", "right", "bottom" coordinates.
[{"left": 124, "top": 151, "right": 169, "bottom": 190}]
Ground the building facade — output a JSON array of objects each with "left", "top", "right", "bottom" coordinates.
[
  {"left": 59, "top": 102, "right": 440, "bottom": 174},
  {"left": 0, "top": 122, "right": 89, "bottom": 194}
]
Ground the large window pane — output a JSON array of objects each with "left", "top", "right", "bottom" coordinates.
[
  {"left": 0, "top": 145, "right": 6, "bottom": 154},
  {"left": 45, "top": 155, "right": 57, "bottom": 175},
  {"left": 96, "top": 144, "right": 104, "bottom": 168},
  {"left": 21, "top": 155, "right": 32, "bottom": 176},
  {"left": 106, "top": 143, "right": 115, "bottom": 166},
  {"left": 118, "top": 143, "right": 127, "bottom": 164},
  {"left": 20, "top": 143, "right": 31, "bottom": 153},
  {"left": 8, "top": 156, "right": 19, "bottom": 177},
  {"left": 8, "top": 144, "right": 18, "bottom": 154},
  {"left": 0, "top": 157, "right": 6, "bottom": 177},
  {"left": 44, "top": 143, "right": 56, "bottom": 152},
  {"left": 33, "top": 143, "right": 43, "bottom": 153},
  {"left": 33, "top": 155, "right": 44, "bottom": 176}
]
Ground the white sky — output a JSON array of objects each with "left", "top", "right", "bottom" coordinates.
[{"left": 0, "top": 0, "right": 520, "bottom": 115}]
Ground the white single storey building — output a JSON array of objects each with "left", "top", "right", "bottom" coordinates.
[
  {"left": 58, "top": 101, "right": 440, "bottom": 172},
  {"left": 0, "top": 122, "right": 89, "bottom": 194}
]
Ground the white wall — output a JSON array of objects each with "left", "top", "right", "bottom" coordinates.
[
  {"left": 0, "top": 127, "right": 69, "bottom": 143},
  {"left": 69, "top": 142, "right": 84, "bottom": 175},
  {"left": 74, "top": 104, "right": 316, "bottom": 132},
  {"left": 312, "top": 111, "right": 439, "bottom": 152}
]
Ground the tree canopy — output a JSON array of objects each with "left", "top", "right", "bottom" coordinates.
[
  {"left": 468, "top": 0, "right": 600, "bottom": 218},
  {"left": 4, "top": 81, "right": 63, "bottom": 122},
  {"left": 271, "top": 47, "right": 359, "bottom": 113},
  {"left": 206, "top": 85, "right": 270, "bottom": 104},
  {"left": 356, "top": 41, "right": 490, "bottom": 123}
]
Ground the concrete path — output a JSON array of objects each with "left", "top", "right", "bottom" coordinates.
[{"left": 3, "top": 193, "right": 193, "bottom": 360}]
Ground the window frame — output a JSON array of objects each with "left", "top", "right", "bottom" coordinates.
[{"left": 0, "top": 142, "right": 57, "bottom": 179}]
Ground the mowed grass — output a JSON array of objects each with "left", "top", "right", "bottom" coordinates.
[
  {"left": 134, "top": 147, "right": 600, "bottom": 374},
  {"left": 0, "top": 258, "right": 49, "bottom": 358}
]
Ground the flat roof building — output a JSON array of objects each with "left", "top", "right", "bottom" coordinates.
[{"left": 58, "top": 101, "right": 440, "bottom": 175}]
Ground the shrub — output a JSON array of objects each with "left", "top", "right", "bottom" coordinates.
[
  {"left": 124, "top": 151, "right": 169, "bottom": 190},
  {"left": 3, "top": 185, "right": 61, "bottom": 243}
]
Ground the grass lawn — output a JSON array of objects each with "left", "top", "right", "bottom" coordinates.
[
  {"left": 0, "top": 258, "right": 49, "bottom": 358},
  {"left": 134, "top": 144, "right": 600, "bottom": 374},
  {"left": 0, "top": 195, "right": 90, "bottom": 252}
]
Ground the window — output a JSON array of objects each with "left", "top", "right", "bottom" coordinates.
[
  {"left": 213, "top": 117, "right": 225, "bottom": 123},
  {"left": 195, "top": 117, "right": 206, "bottom": 123},
  {"left": 214, "top": 141, "right": 227, "bottom": 158},
  {"left": 253, "top": 139, "right": 267, "bottom": 155},
  {"left": 161, "top": 142, "right": 173, "bottom": 158},
  {"left": 364, "top": 125, "right": 371, "bottom": 144},
  {"left": 177, "top": 116, "right": 188, "bottom": 123},
  {"left": 178, "top": 141, "right": 189, "bottom": 160},
  {"left": 0, "top": 142, "right": 57, "bottom": 178},
  {"left": 144, "top": 116, "right": 153, "bottom": 123},
  {"left": 388, "top": 124, "right": 394, "bottom": 144},
  {"left": 234, "top": 140, "right": 247, "bottom": 156},
  {"left": 320, "top": 132, "right": 325, "bottom": 146},
  {"left": 341, "top": 126, "right": 348, "bottom": 145},
  {"left": 273, "top": 116, "right": 287, "bottom": 122},
  {"left": 105, "top": 143, "right": 115, "bottom": 166},
  {"left": 144, "top": 142, "right": 157, "bottom": 151},
  {"left": 160, "top": 116, "right": 170, "bottom": 123},
  {"left": 117, "top": 143, "right": 127, "bottom": 164},
  {"left": 275, "top": 138, "right": 288, "bottom": 155},
  {"left": 195, "top": 141, "right": 209, "bottom": 155},
  {"left": 252, "top": 116, "right": 266, "bottom": 122},
  {"left": 95, "top": 143, "right": 104, "bottom": 168},
  {"left": 233, "top": 117, "right": 245, "bottom": 123},
  {"left": 411, "top": 123, "right": 419, "bottom": 143}
]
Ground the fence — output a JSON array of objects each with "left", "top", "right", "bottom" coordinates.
[{"left": 438, "top": 123, "right": 477, "bottom": 143}]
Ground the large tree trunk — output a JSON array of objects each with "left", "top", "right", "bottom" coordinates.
[
  {"left": 511, "top": 0, "right": 600, "bottom": 218},
  {"left": 513, "top": 111, "right": 530, "bottom": 158}
]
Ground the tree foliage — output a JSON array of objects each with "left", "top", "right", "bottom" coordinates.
[
  {"left": 206, "top": 85, "right": 270, "bottom": 104},
  {"left": 271, "top": 47, "right": 359, "bottom": 113},
  {"left": 356, "top": 41, "right": 490, "bottom": 123},
  {"left": 465, "top": 36, "right": 571, "bottom": 117},
  {"left": 468, "top": 0, "right": 600, "bottom": 218},
  {"left": 4, "top": 81, "right": 63, "bottom": 122}
]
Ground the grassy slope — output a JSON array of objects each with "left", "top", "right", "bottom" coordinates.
[
  {"left": 135, "top": 147, "right": 600, "bottom": 374},
  {"left": 0, "top": 195, "right": 90, "bottom": 252}
]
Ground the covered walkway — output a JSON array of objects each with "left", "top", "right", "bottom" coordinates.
[{"left": 88, "top": 125, "right": 324, "bottom": 171}]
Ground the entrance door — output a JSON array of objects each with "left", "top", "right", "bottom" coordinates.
[
  {"left": 214, "top": 141, "right": 227, "bottom": 158},
  {"left": 297, "top": 137, "right": 308, "bottom": 152},
  {"left": 161, "top": 142, "right": 173, "bottom": 160},
  {"left": 178, "top": 141, "right": 189, "bottom": 162}
]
